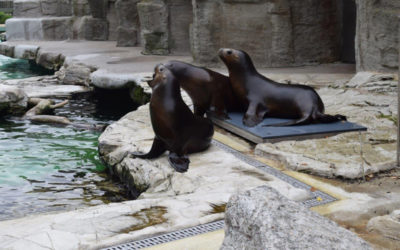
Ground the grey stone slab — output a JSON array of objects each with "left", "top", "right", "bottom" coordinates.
[{"left": 221, "top": 186, "right": 372, "bottom": 250}]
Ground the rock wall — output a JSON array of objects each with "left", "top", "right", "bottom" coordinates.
[
  {"left": 355, "top": 0, "right": 400, "bottom": 72},
  {"left": 191, "top": 0, "right": 341, "bottom": 67},
  {"left": 7, "top": 0, "right": 108, "bottom": 41},
  {"left": 6, "top": 0, "right": 400, "bottom": 71}
]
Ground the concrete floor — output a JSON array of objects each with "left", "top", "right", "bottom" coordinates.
[{"left": 4, "top": 40, "right": 356, "bottom": 87}]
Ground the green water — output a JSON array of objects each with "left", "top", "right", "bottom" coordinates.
[
  {"left": 0, "top": 54, "right": 53, "bottom": 79},
  {"left": 0, "top": 56, "right": 133, "bottom": 221}
]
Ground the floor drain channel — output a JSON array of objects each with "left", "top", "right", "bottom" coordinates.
[
  {"left": 106, "top": 140, "right": 336, "bottom": 250},
  {"left": 103, "top": 220, "right": 224, "bottom": 250},
  {"left": 212, "top": 140, "right": 337, "bottom": 207}
]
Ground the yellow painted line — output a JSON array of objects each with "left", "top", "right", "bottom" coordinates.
[
  {"left": 146, "top": 229, "right": 224, "bottom": 250},
  {"left": 213, "top": 132, "right": 346, "bottom": 214},
  {"left": 213, "top": 131, "right": 251, "bottom": 153}
]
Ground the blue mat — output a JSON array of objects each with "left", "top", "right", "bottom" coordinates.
[{"left": 210, "top": 112, "right": 367, "bottom": 143}]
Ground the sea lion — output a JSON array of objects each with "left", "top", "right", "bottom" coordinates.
[
  {"left": 164, "top": 60, "right": 243, "bottom": 119},
  {"left": 130, "top": 64, "right": 214, "bottom": 172},
  {"left": 218, "top": 48, "right": 347, "bottom": 127}
]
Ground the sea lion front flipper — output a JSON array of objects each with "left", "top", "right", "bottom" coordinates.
[
  {"left": 243, "top": 102, "right": 267, "bottom": 127},
  {"left": 130, "top": 137, "right": 167, "bottom": 159},
  {"left": 168, "top": 152, "right": 190, "bottom": 173},
  {"left": 207, "top": 106, "right": 230, "bottom": 120}
]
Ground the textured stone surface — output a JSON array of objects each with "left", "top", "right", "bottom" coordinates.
[
  {"left": 57, "top": 61, "right": 96, "bottom": 86},
  {"left": 72, "top": 0, "right": 91, "bottom": 16},
  {"left": 2, "top": 75, "right": 91, "bottom": 98},
  {"left": 75, "top": 16, "right": 108, "bottom": 41},
  {"left": 0, "top": 85, "right": 28, "bottom": 115},
  {"left": 90, "top": 70, "right": 141, "bottom": 89},
  {"left": 0, "top": 44, "right": 14, "bottom": 58},
  {"left": 221, "top": 186, "right": 372, "bottom": 250},
  {"left": 191, "top": 0, "right": 340, "bottom": 67},
  {"left": 137, "top": 0, "right": 168, "bottom": 54},
  {"left": 98, "top": 101, "right": 312, "bottom": 202},
  {"left": 355, "top": 0, "right": 400, "bottom": 72},
  {"left": 14, "top": 44, "right": 39, "bottom": 60},
  {"left": 88, "top": 0, "right": 107, "bottom": 18},
  {"left": 6, "top": 17, "right": 74, "bottom": 41},
  {"left": 6, "top": 18, "right": 44, "bottom": 40},
  {"left": 35, "top": 50, "right": 64, "bottom": 70},
  {"left": 255, "top": 72, "right": 397, "bottom": 179},
  {"left": 41, "top": 0, "right": 73, "bottom": 16},
  {"left": 367, "top": 210, "right": 400, "bottom": 241},
  {"left": 42, "top": 17, "right": 74, "bottom": 40},
  {"left": 164, "top": 0, "right": 192, "bottom": 54},
  {"left": 115, "top": 0, "right": 140, "bottom": 47},
  {"left": 13, "top": 0, "right": 42, "bottom": 17}
]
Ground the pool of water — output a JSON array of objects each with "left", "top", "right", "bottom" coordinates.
[
  {"left": 0, "top": 54, "right": 53, "bottom": 79},
  {"left": 0, "top": 55, "right": 137, "bottom": 221}
]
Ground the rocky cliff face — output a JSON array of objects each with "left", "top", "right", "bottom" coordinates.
[
  {"left": 6, "top": 0, "right": 399, "bottom": 71},
  {"left": 355, "top": 0, "right": 400, "bottom": 72},
  {"left": 192, "top": 0, "right": 341, "bottom": 67}
]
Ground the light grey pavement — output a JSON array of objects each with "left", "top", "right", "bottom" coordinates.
[{"left": 3, "top": 40, "right": 356, "bottom": 86}]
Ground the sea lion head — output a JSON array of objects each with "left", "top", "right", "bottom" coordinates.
[
  {"left": 164, "top": 60, "right": 187, "bottom": 73},
  {"left": 218, "top": 48, "right": 256, "bottom": 72},
  {"left": 148, "top": 63, "right": 169, "bottom": 89}
]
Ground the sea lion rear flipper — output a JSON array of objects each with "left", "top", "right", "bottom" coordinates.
[
  {"left": 264, "top": 115, "right": 311, "bottom": 127},
  {"left": 168, "top": 152, "right": 190, "bottom": 173},
  {"left": 130, "top": 137, "right": 167, "bottom": 159}
]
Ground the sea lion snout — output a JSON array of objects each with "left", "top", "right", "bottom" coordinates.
[{"left": 218, "top": 48, "right": 233, "bottom": 57}]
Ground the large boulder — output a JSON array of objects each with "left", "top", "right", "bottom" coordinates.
[
  {"left": 0, "top": 85, "right": 28, "bottom": 115},
  {"left": 221, "top": 186, "right": 372, "bottom": 250},
  {"left": 367, "top": 210, "right": 400, "bottom": 241},
  {"left": 36, "top": 50, "right": 64, "bottom": 70},
  {"left": 57, "top": 61, "right": 97, "bottom": 86}
]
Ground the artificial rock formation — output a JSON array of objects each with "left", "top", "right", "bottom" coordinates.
[
  {"left": 191, "top": 0, "right": 341, "bottom": 67},
  {"left": 221, "top": 186, "right": 372, "bottom": 250},
  {"left": 0, "top": 85, "right": 28, "bottom": 115},
  {"left": 355, "top": 0, "right": 400, "bottom": 72},
  {"left": 7, "top": 0, "right": 399, "bottom": 71},
  {"left": 367, "top": 210, "right": 400, "bottom": 241}
]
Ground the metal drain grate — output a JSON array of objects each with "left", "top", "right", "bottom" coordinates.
[
  {"left": 104, "top": 220, "right": 224, "bottom": 250},
  {"left": 106, "top": 140, "right": 337, "bottom": 249}
]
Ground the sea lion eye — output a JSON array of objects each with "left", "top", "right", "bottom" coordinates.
[
  {"left": 227, "top": 50, "right": 232, "bottom": 55},
  {"left": 159, "top": 67, "right": 164, "bottom": 72}
]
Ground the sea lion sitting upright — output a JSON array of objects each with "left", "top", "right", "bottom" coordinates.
[
  {"left": 164, "top": 60, "right": 243, "bottom": 119},
  {"left": 218, "top": 48, "right": 347, "bottom": 127},
  {"left": 130, "top": 64, "right": 214, "bottom": 173}
]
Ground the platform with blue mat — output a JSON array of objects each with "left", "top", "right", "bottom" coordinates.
[{"left": 209, "top": 112, "right": 367, "bottom": 144}]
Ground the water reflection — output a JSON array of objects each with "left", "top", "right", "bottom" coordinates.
[{"left": 0, "top": 98, "right": 133, "bottom": 221}]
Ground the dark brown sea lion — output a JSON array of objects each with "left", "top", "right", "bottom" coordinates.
[
  {"left": 164, "top": 60, "right": 243, "bottom": 119},
  {"left": 130, "top": 64, "right": 214, "bottom": 172},
  {"left": 218, "top": 48, "right": 347, "bottom": 127}
]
